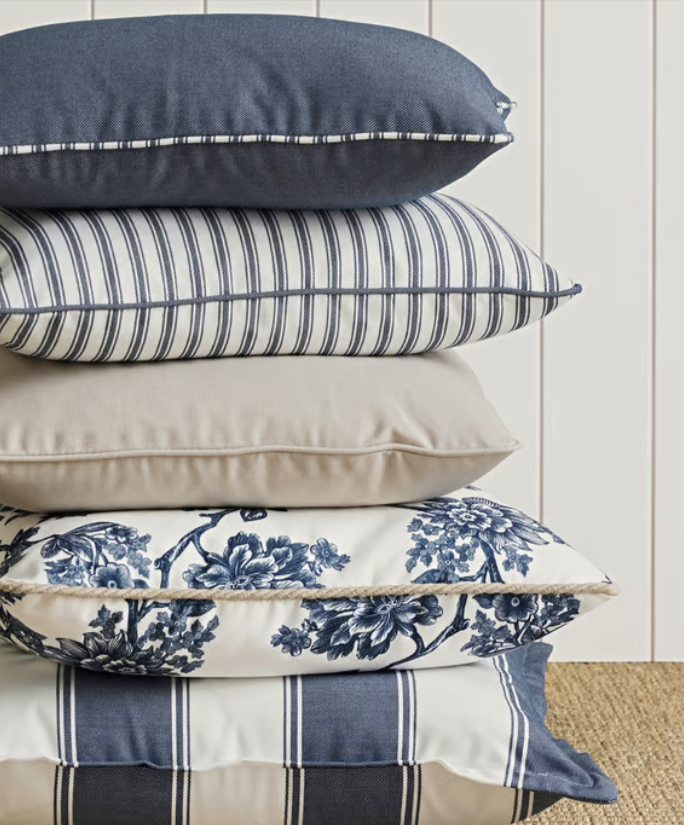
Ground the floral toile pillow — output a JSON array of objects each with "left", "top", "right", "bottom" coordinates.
[{"left": 0, "top": 488, "right": 618, "bottom": 677}]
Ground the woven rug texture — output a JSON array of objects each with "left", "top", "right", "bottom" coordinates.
[{"left": 526, "top": 662, "right": 684, "bottom": 824}]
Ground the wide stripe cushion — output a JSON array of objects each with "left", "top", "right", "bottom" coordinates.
[
  {"left": 0, "top": 490, "right": 616, "bottom": 677},
  {"left": 0, "top": 640, "right": 616, "bottom": 824},
  {"left": 0, "top": 348, "right": 518, "bottom": 513},
  {"left": 0, "top": 195, "right": 579, "bottom": 361},
  {"left": 0, "top": 15, "right": 512, "bottom": 210}
]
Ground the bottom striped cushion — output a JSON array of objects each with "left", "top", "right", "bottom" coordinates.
[
  {"left": 4, "top": 763, "right": 555, "bottom": 825},
  {"left": 0, "top": 641, "right": 615, "bottom": 824}
]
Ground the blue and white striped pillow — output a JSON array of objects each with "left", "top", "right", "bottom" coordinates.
[
  {"left": 0, "top": 194, "right": 579, "bottom": 362},
  {"left": 0, "top": 640, "right": 616, "bottom": 824}
]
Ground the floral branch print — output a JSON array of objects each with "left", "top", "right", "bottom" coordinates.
[
  {"left": 401, "top": 495, "right": 576, "bottom": 660},
  {"left": 460, "top": 593, "right": 581, "bottom": 657},
  {"left": 0, "top": 508, "right": 289, "bottom": 675},
  {"left": 273, "top": 494, "right": 580, "bottom": 666},
  {"left": 184, "top": 534, "right": 349, "bottom": 592},
  {"left": 0, "top": 507, "right": 351, "bottom": 675},
  {"left": 272, "top": 594, "right": 444, "bottom": 662},
  {"left": 0, "top": 496, "right": 589, "bottom": 673}
]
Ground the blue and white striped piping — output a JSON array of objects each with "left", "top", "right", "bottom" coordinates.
[
  {"left": 0, "top": 131, "right": 513, "bottom": 157},
  {"left": 0, "top": 193, "right": 578, "bottom": 362}
]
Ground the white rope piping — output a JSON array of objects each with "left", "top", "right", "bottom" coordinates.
[{"left": 0, "top": 579, "right": 620, "bottom": 602}]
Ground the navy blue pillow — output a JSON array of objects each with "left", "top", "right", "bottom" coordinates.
[{"left": 0, "top": 15, "right": 514, "bottom": 210}]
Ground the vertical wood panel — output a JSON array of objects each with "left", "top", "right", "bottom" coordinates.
[
  {"left": 208, "top": 1, "right": 316, "bottom": 14},
  {"left": 0, "top": 0, "right": 90, "bottom": 32},
  {"left": 433, "top": 0, "right": 542, "bottom": 518},
  {"left": 319, "top": 0, "right": 426, "bottom": 31},
  {"left": 654, "top": 0, "right": 684, "bottom": 661},
  {"left": 542, "top": 0, "right": 653, "bottom": 661},
  {"left": 0, "top": 0, "right": 666, "bottom": 662},
  {"left": 94, "top": 0, "right": 202, "bottom": 16}
]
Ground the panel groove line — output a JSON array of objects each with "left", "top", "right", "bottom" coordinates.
[
  {"left": 434, "top": 0, "right": 543, "bottom": 519},
  {"left": 539, "top": 0, "right": 546, "bottom": 528},
  {"left": 0, "top": 0, "right": 91, "bottom": 33},
  {"left": 94, "top": 0, "right": 203, "bottom": 17},
  {"left": 654, "top": 0, "right": 684, "bottom": 661},
  {"left": 0, "top": 0, "right": 671, "bottom": 662},
  {"left": 208, "top": 0, "right": 316, "bottom": 14},
  {"left": 542, "top": 0, "right": 653, "bottom": 662},
  {"left": 320, "top": 0, "right": 428, "bottom": 31},
  {"left": 651, "top": 0, "right": 657, "bottom": 664}
]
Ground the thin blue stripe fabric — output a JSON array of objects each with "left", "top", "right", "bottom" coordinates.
[{"left": 0, "top": 194, "right": 579, "bottom": 361}]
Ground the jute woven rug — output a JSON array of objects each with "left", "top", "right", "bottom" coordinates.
[{"left": 526, "top": 662, "right": 684, "bottom": 824}]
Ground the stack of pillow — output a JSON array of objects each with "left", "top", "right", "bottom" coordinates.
[{"left": 0, "top": 14, "right": 617, "bottom": 825}]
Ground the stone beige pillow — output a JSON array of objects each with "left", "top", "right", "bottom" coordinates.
[{"left": 0, "top": 349, "right": 519, "bottom": 512}]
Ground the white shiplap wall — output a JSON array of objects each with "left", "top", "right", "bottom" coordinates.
[{"left": 0, "top": 0, "right": 675, "bottom": 661}]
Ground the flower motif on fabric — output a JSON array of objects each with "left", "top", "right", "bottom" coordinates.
[
  {"left": 272, "top": 592, "right": 452, "bottom": 667},
  {"left": 273, "top": 495, "right": 581, "bottom": 667},
  {"left": 270, "top": 623, "right": 314, "bottom": 656},
  {"left": 89, "top": 563, "right": 136, "bottom": 590},
  {"left": 402, "top": 496, "right": 578, "bottom": 659},
  {"left": 0, "top": 506, "right": 351, "bottom": 675},
  {"left": 0, "top": 507, "right": 321, "bottom": 675},
  {"left": 404, "top": 496, "right": 557, "bottom": 583},
  {"left": 182, "top": 532, "right": 347, "bottom": 592}
]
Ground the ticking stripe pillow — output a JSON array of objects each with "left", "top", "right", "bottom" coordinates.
[
  {"left": 0, "top": 490, "right": 616, "bottom": 678},
  {"left": 0, "top": 194, "right": 579, "bottom": 361},
  {"left": 0, "top": 640, "right": 617, "bottom": 824}
]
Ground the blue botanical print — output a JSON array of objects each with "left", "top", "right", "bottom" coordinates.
[
  {"left": 40, "top": 520, "right": 153, "bottom": 587},
  {"left": 0, "top": 497, "right": 590, "bottom": 672},
  {"left": 310, "top": 539, "right": 349, "bottom": 574},
  {"left": 272, "top": 593, "right": 457, "bottom": 667},
  {"left": 461, "top": 593, "right": 581, "bottom": 657},
  {"left": 0, "top": 506, "right": 54, "bottom": 579},
  {"left": 398, "top": 496, "right": 579, "bottom": 660},
  {"left": 89, "top": 563, "right": 136, "bottom": 589},
  {"left": 0, "top": 510, "right": 229, "bottom": 675},
  {"left": 272, "top": 495, "right": 581, "bottom": 666},
  {"left": 270, "top": 623, "right": 314, "bottom": 656},
  {"left": 183, "top": 532, "right": 348, "bottom": 592},
  {"left": 404, "top": 495, "right": 560, "bottom": 583},
  {"left": 305, "top": 595, "right": 443, "bottom": 660},
  {"left": 0, "top": 506, "right": 351, "bottom": 675}
]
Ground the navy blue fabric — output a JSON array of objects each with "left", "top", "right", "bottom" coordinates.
[
  {"left": 71, "top": 669, "right": 175, "bottom": 767},
  {"left": 503, "top": 644, "right": 618, "bottom": 805},
  {"left": 299, "top": 672, "right": 406, "bottom": 765},
  {"left": 531, "top": 791, "right": 561, "bottom": 816},
  {"left": 300, "top": 767, "right": 409, "bottom": 825},
  {"left": 65, "top": 766, "right": 180, "bottom": 825},
  {"left": 0, "top": 15, "right": 512, "bottom": 209}
]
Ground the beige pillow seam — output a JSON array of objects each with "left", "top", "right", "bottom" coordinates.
[{"left": 0, "top": 440, "right": 522, "bottom": 463}]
